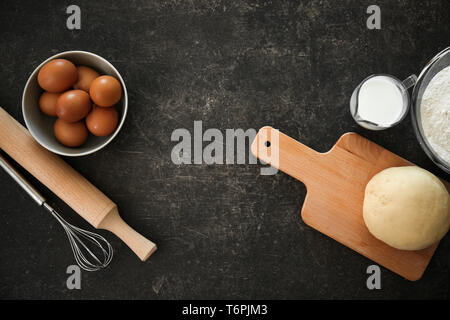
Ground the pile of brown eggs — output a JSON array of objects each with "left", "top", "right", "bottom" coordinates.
[{"left": 37, "top": 59, "right": 122, "bottom": 147}]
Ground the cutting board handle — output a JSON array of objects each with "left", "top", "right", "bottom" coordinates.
[{"left": 251, "top": 126, "right": 324, "bottom": 188}]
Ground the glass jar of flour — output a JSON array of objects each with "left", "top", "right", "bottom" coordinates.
[{"left": 411, "top": 47, "right": 450, "bottom": 174}]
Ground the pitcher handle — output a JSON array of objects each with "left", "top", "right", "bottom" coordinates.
[{"left": 402, "top": 74, "right": 417, "bottom": 90}]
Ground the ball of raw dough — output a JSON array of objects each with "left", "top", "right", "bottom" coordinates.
[{"left": 363, "top": 166, "right": 449, "bottom": 251}]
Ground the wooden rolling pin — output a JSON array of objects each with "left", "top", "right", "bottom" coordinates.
[{"left": 0, "top": 107, "right": 157, "bottom": 261}]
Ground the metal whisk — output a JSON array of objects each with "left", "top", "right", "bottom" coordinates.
[{"left": 0, "top": 153, "right": 113, "bottom": 271}]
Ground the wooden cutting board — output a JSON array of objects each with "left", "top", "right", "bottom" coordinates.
[{"left": 251, "top": 126, "right": 449, "bottom": 281}]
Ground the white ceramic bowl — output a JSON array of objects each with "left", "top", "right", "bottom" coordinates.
[{"left": 22, "top": 50, "right": 128, "bottom": 156}]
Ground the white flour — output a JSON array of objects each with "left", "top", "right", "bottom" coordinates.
[{"left": 420, "top": 65, "right": 450, "bottom": 165}]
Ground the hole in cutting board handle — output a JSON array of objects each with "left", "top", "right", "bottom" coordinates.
[{"left": 265, "top": 141, "right": 271, "bottom": 147}]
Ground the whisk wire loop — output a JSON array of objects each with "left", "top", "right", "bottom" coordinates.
[{"left": 44, "top": 203, "right": 113, "bottom": 272}]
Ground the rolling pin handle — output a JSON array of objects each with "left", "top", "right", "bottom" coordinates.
[{"left": 98, "top": 207, "right": 157, "bottom": 261}]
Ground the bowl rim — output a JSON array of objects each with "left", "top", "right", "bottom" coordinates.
[
  {"left": 22, "top": 50, "right": 128, "bottom": 157},
  {"left": 411, "top": 46, "right": 450, "bottom": 174}
]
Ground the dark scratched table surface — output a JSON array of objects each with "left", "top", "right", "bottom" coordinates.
[{"left": 0, "top": 0, "right": 449, "bottom": 299}]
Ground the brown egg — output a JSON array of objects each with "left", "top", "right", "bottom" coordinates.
[
  {"left": 56, "top": 90, "right": 92, "bottom": 123},
  {"left": 37, "top": 59, "right": 78, "bottom": 93},
  {"left": 86, "top": 105, "right": 119, "bottom": 136},
  {"left": 38, "top": 92, "right": 61, "bottom": 117},
  {"left": 54, "top": 118, "right": 88, "bottom": 147},
  {"left": 73, "top": 66, "right": 99, "bottom": 92},
  {"left": 89, "top": 75, "right": 122, "bottom": 107}
]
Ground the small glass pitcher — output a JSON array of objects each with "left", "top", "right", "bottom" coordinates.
[{"left": 350, "top": 74, "right": 417, "bottom": 130}]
